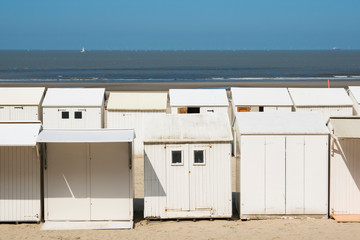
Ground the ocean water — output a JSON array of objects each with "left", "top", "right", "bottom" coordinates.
[{"left": 0, "top": 50, "right": 359, "bottom": 82}]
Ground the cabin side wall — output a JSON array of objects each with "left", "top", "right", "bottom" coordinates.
[
  {"left": 295, "top": 106, "right": 353, "bottom": 122},
  {"left": 170, "top": 106, "right": 228, "bottom": 115},
  {"left": 42, "top": 107, "right": 102, "bottom": 129},
  {"left": 0, "top": 146, "right": 40, "bottom": 222},
  {"left": 0, "top": 106, "right": 40, "bottom": 121}
]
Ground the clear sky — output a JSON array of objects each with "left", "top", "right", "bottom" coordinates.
[{"left": 0, "top": 0, "right": 359, "bottom": 50}]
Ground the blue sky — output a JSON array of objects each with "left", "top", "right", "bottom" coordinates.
[{"left": 0, "top": 0, "right": 359, "bottom": 50}]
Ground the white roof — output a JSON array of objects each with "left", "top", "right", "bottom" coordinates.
[
  {"left": 328, "top": 117, "right": 360, "bottom": 138},
  {"left": 169, "top": 89, "right": 229, "bottom": 107},
  {"left": 0, "top": 122, "right": 41, "bottom": 146},
  {"left": 348, "top": 86, "right": 360, "bottom": 103},
  {"left": 0, "top": 87, "right": 45, "bottom": 105},
  {"left": 37, "top": 129, "right": 135, "bottom": 143},
  {"left": 236, "top": 112, "right": 329, "bottom": 135},
  {"left": 288, "top": 88, "right": 353, "bottom": 107},
  {"left": 144, "top": 114, "right": 233, "bottom": 143},
  {"left": 231, "top": 88, "right": 293, "bottom": 106},
  {"left": 107, "top": 92, "right": 168, "bottom": 111},
  {"left": 42, "top": 88, "right": 105, "bottom": 107}
]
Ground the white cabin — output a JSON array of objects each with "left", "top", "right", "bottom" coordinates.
[
  {"left": 235, "top": 112, "right": 329, "bottom": 219},
  {"left": 42, "top": 88, "right": 105, "bottom": 129},
  {"left": 144, "top": 114, "right": 233, "bottom": 219},
  {"left": 169, "top": 89, "right": 229, "bottom": 115},
  {"left": 0, "top": 122, "right": 42, "bottom": 222},
  {"left": 288, "top": 88, "right": 353, "bottom": 122},
  {"left": 37, "top": 129, "right": 135, "bottom": 230},
  {"left": 347, "top": 86, "right": 360, "bottom": 115},
  {"left": 328, "top": 117, "right": 360, "bottom": 217},
  {"left": 0, "top": 87, "right": 45, "bottom": 121},
  {"left": 106, "top": 92, "right": 168, "bottom": 158}
]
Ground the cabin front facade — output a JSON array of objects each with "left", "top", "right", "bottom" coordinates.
[
  {"left": 169, "top": 89, "right": 229, "bottom": 115},
  {"left": 42, "top": 88, "right": 105, "bottom": 129},
  {"left": 0, "top": 87, "right": 45, "bottom": 121},
  {"left": 144, "top": 114, "right": 233, "bottom": 219},
  {"left": 235, "top": 112, "right": 329, "bottom": 219}
]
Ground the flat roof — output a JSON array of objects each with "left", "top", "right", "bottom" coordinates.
[
  {"left": 231, "top": 87, "right": 293, "bottom": 106},
  {"left": 236, "top": 112, "right": 329, "bottom": 135},
  {"left": 42, "top": 88, "right": 105, "bottom": 107},
  {"left": 329, "top": 117, "right": 360, "bottom": 138},
  {"left": 107, "top": 92, "right": 168, "bottom": 111},
  {"left": 0, "top": 122, "right": 42, "bottom": 146},
  {"left": 169, "top": 89, "right": 229, "bottom": 107},
  {"left": 144, "top": 114, "right": 233, "bottom": 143},
  {"left": 0, "top": 87, "right": 45, "bottom": 106},
  {"left": 288, "top": 88, "right": 353, "bottom": 107},
  {"left": 348, "top": 86, "right": 360, "bottom": 104},
  {"left": 37, "top": 129, "right": 135, "bottom": 143}
]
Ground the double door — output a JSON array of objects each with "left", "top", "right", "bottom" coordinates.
[
  {"left": 165, "top": 144, "right": 211, "bottom": 216},
  {"left": 45, "top": 142, "right": 131, "bottom": 221}
]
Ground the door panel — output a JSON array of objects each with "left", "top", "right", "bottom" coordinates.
[
  {"left": 189, "top": 145, "right": 211, "bottom": 212},
  {"left": 241, "top": 136, "right": 266, "bottom": 214},
  {"left": 166, "top": 145, "right": 189, "bottom": 211},
  {"left": 265, "top": 136, "right": 286, "bottom": 214},
  {"left": 46, "top": 143, "right": 90, "bottom": 221},
  {"left": 286, "top": 136, "right": 305, "bottom": 214},
  {"left": 90, "top": 143, "right": 130, "bottom": 220}
]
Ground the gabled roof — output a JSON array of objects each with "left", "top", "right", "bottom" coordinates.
[
  {"left": 231, "top": 88, "right": 293, "bottom": 106},
  {"left": 169, "top": 89, "right": 229, "bottom": 107},
  {"left": 236, "top": 112, "right": 329, "bottom": 135},
  {"left": 0, "top": 122, "right": 42, "bottom": 146},
  {"left": 144, "top": 114, "right": 233, "bottom": 143},
  {"left": 288, "top": 88, "right": 353, "bottom": 107},
  {"left": 348, "top": 86, "right": 360, "bottom": 103},
  {"left": 0, "top": 87, "right": 45, "bottom": 105},
  {"left": 42, "top": 88, "right": 105, "bottom": 107},
  {"left": 107, "top": 92, "right": 168, "bottom": 111}
]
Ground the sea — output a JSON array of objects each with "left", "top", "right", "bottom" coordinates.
[{"left": 0, "top": 50, "right": 359, "bottom": 82}]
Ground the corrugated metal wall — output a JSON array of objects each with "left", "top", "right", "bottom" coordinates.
[
  {"left": 0, "top": 147, "right": 40, "bottom": 222},
  {"left": 330, "top": 138, "right": 360, "bottom": 214},
  {"left": 0, "top": 106, "right": 39, "bottom": 121},
  {"left": 295, "top": 106, "right": 353, "bottom": 122},
  {"left": 144, "top": 143, "right": 232, "bottom": 219},
  {"left": 42, "top": 107, "right": 102, "bottom": 129},
  {"left": 107, "top": 111, "right": 165, "bottom": 158}
]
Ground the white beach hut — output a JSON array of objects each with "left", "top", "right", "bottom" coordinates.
[
  {"left": 37, "top": 129, "right": 135, "bottom": 230},
  {"left": 231, "top": 87, "right": 293, "bottom": 114},
  {"left": 0, "top": 122, "right": 42, "bottom": 222},
  {"left": 288, "top": 88, "right": 353, "bottom": 122},
  {"left": 235, "top": 112, "right": 329, "bottom": 219},
  {"left": 328, "top": 117, "right": 360, "bottom": 220},
  {"left": 0, "top": 87, "right": 45, "bottom": 121},
  {"left": 169, "top": 89, "right": 229, "bottom": 115},
  {"left": 106, "top": 92, "right": 168, "bottom": 158},
  {"left": 143, "top": 114, "right": 233, "bottom": 219},
  {"left": 347, "top": 86, "right": 360, "bottom": 115},
  {"left": 42, "top": 88, "right": 105, "bottom": 129}
]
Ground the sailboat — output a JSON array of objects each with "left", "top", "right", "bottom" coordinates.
[{"left": 80, "top": 47, "right": 85, "bottom": 53}]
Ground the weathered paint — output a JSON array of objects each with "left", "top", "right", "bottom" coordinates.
[
  {"left": 107, "top": 111, "right": 165, "bottom": 158},
  {"left": 144, "top": 143, "right": 232, "bottom": 219},
  {"left": 0, "top": 147, "right": 40, "bottom": 222},
  {"left": 330, "top": 138, "right": 360, "bottom": 215}
]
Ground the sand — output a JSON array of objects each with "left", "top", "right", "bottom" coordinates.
[{"left": 1, "top": 218, "right": 360, "bottom": 240}]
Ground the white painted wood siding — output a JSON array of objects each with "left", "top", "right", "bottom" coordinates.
[
  {"left": 330, "top": 138, "right": 360, "bottom": 214},
  {"left": 0, "top": 147, "right": 40, "bottom": 222},
  {"left": 42, "top": 107, "right": 102, "bottom": 129},
  {"left": 171, "top": 106, "right": 228, "bottom": 115},
  {"left": 295, "top": 106, "right": 353, "bottom": 122},
  {"left": 107, "top": 111, "right": 165, "bottom": 158},
  {"left": 0, "top": 106, "right": 40, "bottom": 121},
  {"left": 144, "top": 143, "right": 232, "bottom": 219}
]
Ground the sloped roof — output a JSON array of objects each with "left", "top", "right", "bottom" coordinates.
[
  {"left": 169, "top": 89, "right": 229, "bottom": 107},
  {"left": 329, "top": 117, "right": 360, "bottom": 138},
  {"left": 0, "top": 87, "right": 45, "bottom": 105},
  {"left": 107, "top": 92, "right": 168, "bottom": 111},
  {"left": 0, "top": 122, "right": 42, "bottom": 146},
  {"left": 231, "top": 87, "right": 293, "bottom": 106},
  {"left": 348, "top": 86, "right": 360, "bottom": 104}
]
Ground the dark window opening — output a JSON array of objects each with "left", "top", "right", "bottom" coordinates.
[
  {"left": 194, "top": 150, "right": 204, "bottom": 164},
  {"left": 74, "top": 111, "right": 83, "bottom": 119},
  {"left": 61, "top": 111, "right": 69, "bottom": 119},
  {"left": 259, "top": 106, "right": 264, "bottom": 112},
  {"left": 172, "top": 151, "right": 182, "bottom": 164},
  {"left": 207, "top": 109, "right": 214, "bottom": 113},
  {"left": 187, "top": 107, "right": 200, "bottom": 114},
  {"left": 14, "top": 106, "right": 24, "bottom": 110}
]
